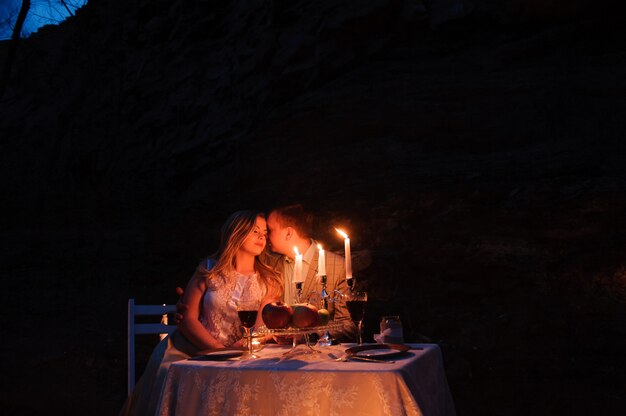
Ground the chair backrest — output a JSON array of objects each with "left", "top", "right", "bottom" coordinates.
[{"left": 127, "top": 299, "right": 176, "bottom": 397}]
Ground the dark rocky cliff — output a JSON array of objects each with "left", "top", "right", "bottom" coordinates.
[{"left": 2, "top": 0, "right": 626, "bottom": 414}]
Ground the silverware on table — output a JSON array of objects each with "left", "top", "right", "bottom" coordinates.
[{"left": 335, "top": 355, "right": 395, "bottom": 364}]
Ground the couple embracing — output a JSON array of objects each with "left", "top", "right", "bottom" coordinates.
[{"left": 121, "top": 204, "right": 355, "bottom": 416}]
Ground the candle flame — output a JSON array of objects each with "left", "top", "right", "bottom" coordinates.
[
  {"left": 335, "top": 228, "right": 348, "bottom": 239},
  {"left": 317, "top": 243, "right": 323, "bottom": 250},
  {"left": 293, "top": 246, "right": 300, "bottom": 255}
]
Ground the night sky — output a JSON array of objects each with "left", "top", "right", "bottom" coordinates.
[{"left": 0, "top": 0, "right": 87, "bottom": 39}]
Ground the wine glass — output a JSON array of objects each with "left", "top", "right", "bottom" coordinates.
[
  {"left": 237, "top": 298, "right": 260, "bottom": 359},
  {"left": 346, "top": 291, "right": 367, "bottom": 345}
]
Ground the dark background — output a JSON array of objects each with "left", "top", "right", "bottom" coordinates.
[{"left": 2, "top": 0, "right": 626, "bottom": 414}]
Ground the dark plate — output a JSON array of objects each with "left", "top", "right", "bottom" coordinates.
[
  {"left": 345, "top": 343, "right": 410, "bottom": 359},
  {"left": 189, "top": 348, "right": 245, "bottom": 361}
]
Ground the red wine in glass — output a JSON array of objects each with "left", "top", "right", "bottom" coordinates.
[
  {"left": 238, "top": 310, "right": 258, "bottom": 329},
  {"left": 346, "top": 292, "right": 368, "bottom": 345},
  {"left": 237, "top": 301, "right": 260, "bottom": 359}
]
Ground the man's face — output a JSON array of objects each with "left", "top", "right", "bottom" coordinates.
[{"left": 267, "top": 212, "right": 291, "bottom": 257}]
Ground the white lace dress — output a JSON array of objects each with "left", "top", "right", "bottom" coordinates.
[
  {"left": 121, "top": 270, "right": 266, "bottom": 416},
  {"left": 200, "top": 271, "right": 266, "bottom": 346}
]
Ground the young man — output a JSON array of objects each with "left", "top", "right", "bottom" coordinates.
[
  {"left": 264, "top": 204, "right": 356, "bottom": 342},
  {"left": 176, "top": 205, "right": 356, "bottom": 342}
]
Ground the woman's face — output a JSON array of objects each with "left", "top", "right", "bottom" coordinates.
[{"left": 240, "top": 216, "right": 267, "bottom": 257}]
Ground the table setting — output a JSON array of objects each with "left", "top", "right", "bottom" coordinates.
[
  {"left": 157, "top": 286, "right": 454, "bottom": 416},
  {"left": 156, "top": 229, "right": 456, "bottom": 416},
  {"left": 157, "top": 342, "right": 454, "bottom": 416}
]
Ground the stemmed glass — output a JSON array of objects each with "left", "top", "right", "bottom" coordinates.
[
  {"left": 346, "top": 291, "right": 367, "bottom": 345},
  {"left": 237, "top": 298, "right": 260, "bottom": 359}
]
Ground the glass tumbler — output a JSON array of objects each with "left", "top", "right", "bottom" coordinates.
[{"left": 380, "top": 315, "right": 404, "bottom": 344}]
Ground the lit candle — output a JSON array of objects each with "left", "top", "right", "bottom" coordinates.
[
  {"left": 335, "top": 228, "right": 352, "bottom": 279},
  {"left": 293, "top": 246, "right": 304, "bottom": 283},
  {"left": 317, "top": 244, "right": 326, "bottom": 276}
]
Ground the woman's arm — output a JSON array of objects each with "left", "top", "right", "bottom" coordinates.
[{"left": 177, "top": 275, "right": 226, "bottom": 350}]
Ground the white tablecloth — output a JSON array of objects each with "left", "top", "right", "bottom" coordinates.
[{"left": 157, "top": 343, "right": 455, "bottom": 416}]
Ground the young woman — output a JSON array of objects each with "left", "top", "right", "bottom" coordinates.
[{"left": 121, "top": 210, "right": 282, "bottom": 416}]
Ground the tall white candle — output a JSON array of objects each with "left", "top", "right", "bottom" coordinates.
[
  {"left": 317, "top": 244, "right": 326, "bottom": 276},
  {"left": 293, "top": 246, "right": 304, "bottom": 283},
  {"left": 335, "top": 229, "right": 352, "bottom": 279}
]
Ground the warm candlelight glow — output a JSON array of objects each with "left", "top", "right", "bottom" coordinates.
[
  {"left": 293, "top": 246, "right": 304, "bottom": 283},
  {"left": 335, "top": 228, "right": 348, "bottom": 239},
  {"left": 317, "top": 244, "right": 326, "bottom": 276},
  {"left": 335, "top": 228, "right": 352, "bottom": 279}
]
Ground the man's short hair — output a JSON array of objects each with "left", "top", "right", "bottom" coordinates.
[{"left": 271, "top": 204, "right": 313, "bottom": 239}]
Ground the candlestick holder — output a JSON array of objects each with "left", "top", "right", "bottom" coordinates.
[
  {"left": 347, "top": 277, "right": 355, "bottom": 292},
  {"left": 320, "top": 275, "right": 329, "bottom": 309},
  {"left": 288, "top": 275, "right": 352, "bottom": 349},
  {"left": 317, "top": 275, "right": 332, "bottom": 347}
]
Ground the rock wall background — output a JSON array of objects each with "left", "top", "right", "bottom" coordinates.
[{"left": 2, "top": 0, "right": 626, "bottom": 414}]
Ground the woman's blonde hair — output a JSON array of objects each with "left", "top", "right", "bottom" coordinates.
[{"left": 194, "top": 210, "right": 282, "bottom": 298}]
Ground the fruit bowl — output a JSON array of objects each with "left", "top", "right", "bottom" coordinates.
[
  {"left": 255, "top": 321, "right": 343, "bottom": 358},
  {"left": 255, "top": 321, "right": 342, "bottom": 336}
]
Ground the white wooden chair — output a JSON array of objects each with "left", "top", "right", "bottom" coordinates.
[{"left": 127, "top": 299, "right": 176, "bottom": 396}]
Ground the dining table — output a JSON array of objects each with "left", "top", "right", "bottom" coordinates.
[{"left": 156, "top": 343, "right": 456, "bottom": 416}]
